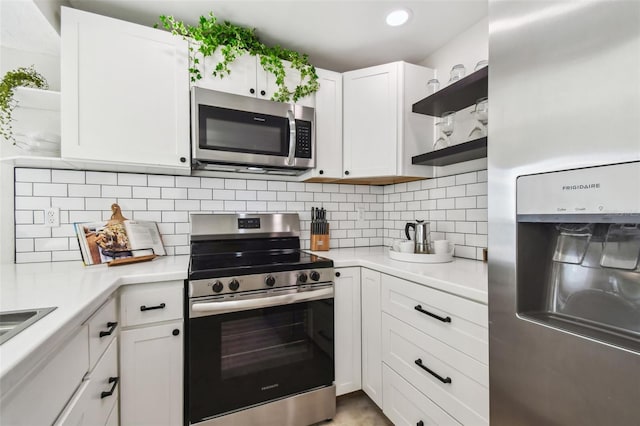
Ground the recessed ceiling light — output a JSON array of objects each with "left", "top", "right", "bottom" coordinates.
[{"left": 386, "top": 9, "right": 411, "bottom": 27}]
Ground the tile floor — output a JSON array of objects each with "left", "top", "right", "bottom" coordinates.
[{"left": 314, "top": 391, "right": 392, "bottom": 426}]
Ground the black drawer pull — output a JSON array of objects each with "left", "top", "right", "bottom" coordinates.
[
  {"left": 99, "top": 321, "right": 118, "bottom": 338},
  {"left": 100, "top": 377, "right": 119, "bottom": 398},
  {"left": 417, "top": 422, "right": 425, "bottom": 426},
  {"left": 414, "top": 305, "right": 451, "bottom": 323},
  {"left": 140, "top": 303, "right": 166, "bottom": 312},
  {"left": 415, "top": 359, "right": 451, "bottom": 384}
]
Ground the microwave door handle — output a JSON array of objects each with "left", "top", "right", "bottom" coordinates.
[
  {"left": 191, "top": 286, "right": 333, "bottom": 316},
  {"left": 286, "top": 109, "right": 296, "bottom": 166}
]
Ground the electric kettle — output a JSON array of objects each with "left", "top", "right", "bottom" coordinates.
[{"left": 405, "top": 220, "right": 431, "bottom": 254}]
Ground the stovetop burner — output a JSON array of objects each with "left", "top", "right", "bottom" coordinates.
[{"left": 189, "top": 248, "right": 333, "bottom": 280}]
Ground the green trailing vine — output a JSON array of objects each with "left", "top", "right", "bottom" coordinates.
[
  {"left": 0, "top": 66, "right": 49, "bottom": 144},
  {"left": 158, "top": 13, "right": 319, "bottom": 103}
]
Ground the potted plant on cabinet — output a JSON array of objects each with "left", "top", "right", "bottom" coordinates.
[
  {"left": 158, "top": 12, "right": 319, "bottom": 103},
  {"left": 0, "top": 65, "right": 49, "bottom": 145}
]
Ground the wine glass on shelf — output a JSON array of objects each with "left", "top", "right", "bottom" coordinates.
[
  {"left": 434, "top": 111, "right": 455, "bottom": 150},
  {"left": 468, "top": 98, "right": 488, "bottom": 139}
]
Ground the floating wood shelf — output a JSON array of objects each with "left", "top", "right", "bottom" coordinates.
[
  {"left": 412, "top": 67, "right": 488, "bottom": 117},
  {"left": 412, "top": 137, "right": 487, "bottom": 167}
]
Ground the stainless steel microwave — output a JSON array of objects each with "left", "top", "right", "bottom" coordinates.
[{"left": 191, "top": 87, "right": 315, "bottom": 175}]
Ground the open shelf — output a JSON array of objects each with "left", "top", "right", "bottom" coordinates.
[
  {"left": 412, "top": 66, "right": 488, "bottom": 117},
  {"left": 412, "top": 137, "right": 487, "bottom": 167}
]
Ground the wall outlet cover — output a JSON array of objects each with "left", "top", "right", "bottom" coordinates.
[{"left": 45, "top": 207, "right": 60, "bottom": 227}]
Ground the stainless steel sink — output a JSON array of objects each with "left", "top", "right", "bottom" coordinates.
[{"left": 0, "top": 307, "right": 56, "bottom": 344}]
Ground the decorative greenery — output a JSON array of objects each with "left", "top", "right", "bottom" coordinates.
[
  {"left": 0, "top": 66, "right": 49, "bottom": 145},
  {"left": 158, "top": 13, "right": 319, "bottom": 103}
]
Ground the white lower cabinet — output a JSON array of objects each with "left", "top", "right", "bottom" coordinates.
[
  {"left": 380, "top": 273, "right": 489, "bottom": 426},
  {"left": 383, "top": 365, "right": 460, "bottom": 426},
  {"left": 55, "top": 338, "right": 119, "bottom": 426},
  {"left": 334, "top": 267, "right": 361, "bottom": 396},
  {"left": 361, "top": 268, "right": 383, "bottom": 407},
  {"left": 119, "top": 280, "right": 184, "bottom": 426}
]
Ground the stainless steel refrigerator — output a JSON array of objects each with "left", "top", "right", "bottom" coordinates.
[{"left": 488, "top": 1, "right": 640, "bottom": 424}]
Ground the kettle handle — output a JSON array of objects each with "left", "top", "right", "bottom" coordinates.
[{"left": 405, "top": 223, "right": 415, "bottom": 240}]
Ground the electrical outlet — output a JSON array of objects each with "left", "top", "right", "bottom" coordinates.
[
  {"left": 45, "top": 207, "right": 60, "bottom": 227},
  {"left": 356, "top": 207, "right": 365, "bottom": 223}
]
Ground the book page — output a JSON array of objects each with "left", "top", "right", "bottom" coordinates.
[{"left": 124, "top": 220, "right": 166, "bottom": 256}]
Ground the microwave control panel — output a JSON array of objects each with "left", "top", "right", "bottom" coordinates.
[{"left": 294, "top": 120, "right": 312, "bottom": 159}]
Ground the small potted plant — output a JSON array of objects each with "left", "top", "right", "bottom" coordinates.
[{"left": 0, "top": 65, "right": 49, "bottom": 145}]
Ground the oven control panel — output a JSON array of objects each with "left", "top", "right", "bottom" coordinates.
[{"left": 189, "top": 268, "right": 335, "bottom": 298}]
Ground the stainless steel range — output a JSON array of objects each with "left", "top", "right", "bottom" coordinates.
[{"left": 186, "top": 213, "right": 336, "bottom": 426}]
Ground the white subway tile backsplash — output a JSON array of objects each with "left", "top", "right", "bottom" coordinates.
[
  {"left": 148, "top": 175, "right": 175, "bottom": 187},
  {"left": 86, "top": 171, "right": 117, "bottom": 185},
  {"left": 13, "top": 168, "right": 486, "bottom": 262},
  {"left": 15, "top": 182, "right": 32, "bottom": 196},
  {"left": 15, "top": 168, "right": 50, "bottom": 182},
  {"left": 33, "top": 183, "right": 67, "bottom": 197}
]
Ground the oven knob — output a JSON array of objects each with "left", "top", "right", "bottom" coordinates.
[
  {"left": 229, "top": 279, "right": 240, "bottom": 291},
  {"left": 310, "top": 271, "right": 320, "bottom": 282},
  {"left": 298, "top": 272, "right": 308, "bottom": 283},
  {"left": 265, "top": 275, "right": 276, "bottom": 287},
  {"left": 212, "top": 281, "right": 224, "bottom": 293}
]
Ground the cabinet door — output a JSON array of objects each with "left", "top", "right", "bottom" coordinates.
[
  {"left": 120, "top": 322, "right": 183, "bottom": 426},
  {"left": 334, "top": 267, "right": 361, "bottom": 396},
  {"left": 61, "top": 7, "right": 190, "bottom": 170},
  {"left": 194, "top": 48, "right": 258, "bottom": 98},
  {"left": 361, "top": 268, "right": 383, "bottom": 407},
  {"left": 305, "top": 68, "right": 343, "bottom": 180},
  {"left": 343, "top": 63, "right": 398, "bottom": 178}
]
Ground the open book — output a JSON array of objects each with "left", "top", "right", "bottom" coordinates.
[{"left": 74, "top": 220, "right": 166, "bottom": 265}]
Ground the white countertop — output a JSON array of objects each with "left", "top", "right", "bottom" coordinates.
[
  {"left": 310, "top": 246, "right": 488, "bottom": 304},
  {"left": 0, "top": 247, "right": 486, "bottom": 394},
  {"left": 0, "top": 255, "right": 189, "bottom": 392}
]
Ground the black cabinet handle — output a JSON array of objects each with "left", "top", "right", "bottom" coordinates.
[
  {"left": 99, "top": 321, "right": 118, "bottom": 338},
  {"left": 100, "top": 377, "right": 119, "bottom": 398},
  {"left": 345, "top": 170, "right": 350, "bottom": 175},
  {"left": 319, "top": 169, "right": 324, "bottom": 175},
  {"left": 140, "top": 303, "right": 166, "bottom": 312},
  {"left": 417, "top": 422, "right": 425, "bottom": 426},
  {"left": 415, "top": 359, "right": 451, "bottom": 384},
  {"left": 260, "top": 90, "right": 266, "bottom": 96},
  {"left": 335, "top": 271, "right": 341, "bottom": 277},
  {"left": 414, "top": 305, "right": 451, "bottom": 323},
  {"left": 172, "top": 329, "right": 180, "bottom": 336}
]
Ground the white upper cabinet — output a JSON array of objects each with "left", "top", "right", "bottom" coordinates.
[
  {"left": 303, "top": 68, "right": 343, "bottom": 180},
  {"left": 193, "top": 47, "right": 315, "bottom": 107},
  {"left": 61, "top": 7, "right": 190, "bottom": 172},
  {"left": 343, "top": 61, "right": 434, "bottom": 181}
]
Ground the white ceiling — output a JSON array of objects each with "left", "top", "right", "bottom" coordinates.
[{"left": 66, "top": 0, "right": 488, "bottom": 72}]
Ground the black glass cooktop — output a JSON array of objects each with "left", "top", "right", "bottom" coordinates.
[{"left": 188, "top": 237, "right": 333, "bottom": 280}]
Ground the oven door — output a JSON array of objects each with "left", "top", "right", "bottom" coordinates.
[{"left": 187, "top": 284, "right": 334, "bottom": 424}]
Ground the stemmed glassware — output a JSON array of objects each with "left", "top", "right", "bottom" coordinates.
[
  {"left": 434, "top": 111, "right": 455, "bottom": 150},
  {"left": 468, "top": 98, "right": 488, "bottom": 139}
]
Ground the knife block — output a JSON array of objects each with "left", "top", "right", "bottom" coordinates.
[{"left": 311, "top": 230, "right": 330, "bottom": 251}]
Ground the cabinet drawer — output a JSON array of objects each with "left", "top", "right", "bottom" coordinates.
[
  {"left": 120, "top": 280, "right": 183, "bottom": 327},
  {"left": 55, "top": 338, "right": 119, "bottom": 426},
  {"left": 0, "top": 326, "right": 89, "bottom": 426},
  {"left": 381, "top": 273, "right": 488, "bottom": 364},
  {"left": 383, "top": 364, "right": 460, "bottom": 426},
  {"left": 382, "top": 313, "right": 488, "bottom": 425},
  {"left": 86, "top": 298, "right": 118, "bottom": 370}
]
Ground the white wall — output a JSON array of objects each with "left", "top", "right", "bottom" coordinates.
[{"left": 419, "top": 16, "right": 488, "bottom": 82}]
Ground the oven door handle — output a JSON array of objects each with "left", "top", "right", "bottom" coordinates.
[{"left": 191, "top": 287, "right": 333, "bottom": 316}]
